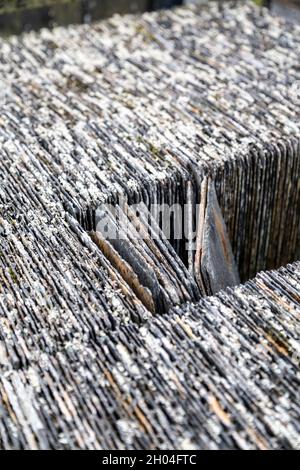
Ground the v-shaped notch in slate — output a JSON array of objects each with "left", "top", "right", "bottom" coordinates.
[{"left": 89, "top": 178, "right": 240, "bottom": 314}]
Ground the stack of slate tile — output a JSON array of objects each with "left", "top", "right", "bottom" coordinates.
[{"left": 0, "top": 1, "right": 299, "bottom": 449}]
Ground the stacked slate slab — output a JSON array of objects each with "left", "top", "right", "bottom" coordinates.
[
  {"left": 0, "top": 258, "right": 299, "bottom": 449},
  {"left": 0, "top": 1, "right": 299, "bottom": 280},
  {"left": 0, "top": 1, "right": 299, "bottom": 449}
]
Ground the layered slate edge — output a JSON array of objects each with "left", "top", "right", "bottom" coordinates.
[
  {"left": 0, "top": 1, "right": 299, "bottom": 280},
  {"left": 0, "top": 234, "right": 299, "bottom": 449},
  {"left": 0, "top": 1, "right": 299, "bottom": 449}
]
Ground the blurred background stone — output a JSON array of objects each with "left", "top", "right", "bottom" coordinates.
[
  {"left": 1, "top": 1, "right": 300, "bottom": 36},
  {"left": 185, "top": 0, "right": 300, "bottom": 22},
  {"left": 272, "top": 0, "right": 300, "bottom": 22},
  {"left": 0, "top": 0, "right": 173, "bottom": 35}
]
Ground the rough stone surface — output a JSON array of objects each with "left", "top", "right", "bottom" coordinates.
[{"left": 0, "top": 2, "right": 299, "bottom": 449}]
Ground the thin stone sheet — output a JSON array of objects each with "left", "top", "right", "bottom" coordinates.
[
  {"left": 0, "top": 1, "right": 299, "bottom": 281},
  {"left": 0, "top": 1, "right": 300, "bottom": 450},
  {"left": 0, "top": 1, "right": 299, "bottom": 209},
  {"left": 0, "top": 197, "right": 151, "bottom": 329},
  {"left": 0, "top": 259, "right": 299, "bottom": 449}
]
